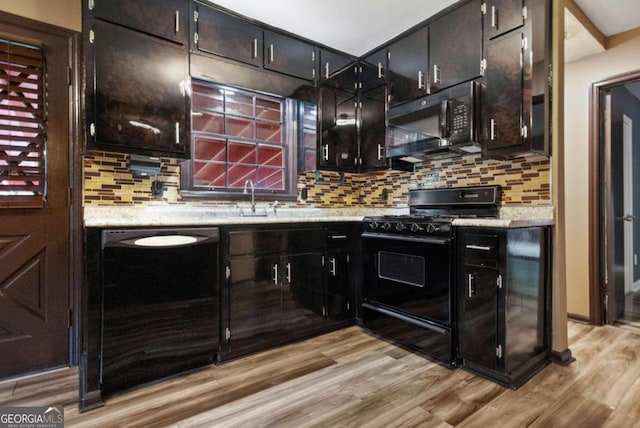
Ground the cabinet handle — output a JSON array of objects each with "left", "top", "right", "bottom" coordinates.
[
  {"left": 433, "top": 65, "right": 441, "bottom": 84},
  {"left": 175, "top": 10, "right": 180, "bottom": 34},
  {"left": 329, "top": 258, "right": 337, "bottom": 277},
  {"left": 466, "top": 244, "right": 492, "bottom": 251},
  {"left": 272, "top": 263, "right": 278, "bottom": 285},
  {"left": 268, "top": 44, "right": 274, "bottom": 63},
  {"left": 324, "top": 62, "right": 330, "bottom": 79},
  {"left": 418, "top": 71, "right": 425, "bottom": 90},
  {"left": 329, "top": 235, "right": 347, "bottom": 240},
  {"left": 491, "top": 5, "right": 498, "bottom": 29},
  {"left": 468, "top": 273, "right": 475, "bottom": 298},
  {"left": 286, "top": 262, "right": 291, "bottom": 283},
  {"left": 322, "top": 144, "right": 329, "bottom": 161},
  {"left": 377, "top": 144, "right": 384, "bottom": 160},
  {"left": 490, "top": 118, "right": 497, "bottom": 141},
  {"left": 175, "top": 122, "right": 180, "bottom": 145},
  {"left": 377, "top": 62, "right": 384, "bottom": 79},
  {"left": 252, "top": 38, "right": 258, "bottom": 59}
]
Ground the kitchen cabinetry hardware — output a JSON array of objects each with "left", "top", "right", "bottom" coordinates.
[
  {"left": 491, "top": 5, "right": 497, "bottom": 29},
  {"left": 268, "top": 44, "right": 274, "bottom": 63},
  {"left": 378, "top": 62, "right": 384, "bottom": 78},
  {"left": 286, "top": 262, "right": 291, "bottom": 282},
  {"left": 329, "top": 235, "right": 348, "bottom": 240},
  {"left": 90, "top": 123, "right": 96, "bottom": 137},
  {"left": 468, "top": 274, "right": 475, "bottom": 297},
  {"left": 225, "top": 265, "right": 230, "bottom": 279},
  {"left": 193, "top": 10, "right": 198, "bottom": 22},
  {"left": 433, "top": 65, "right": 441, "bottom": 84},
  {"left": 225, "top": 328, "right": 230, "bottom": 340},
  {"left": 252, "top": 39, "right": 258, "bottom": 58},
  {"left": 89, "top": 30, "right": 94, "bottom": 43},
  {"left": 194, "top": 32, "right": 198, "bottom": 44},
  {"left": 523, "top": 6, "right": 527, "bottom": 19},
  {"left": 497, "top": 274, "right": 502, "bottom": 289},
  {"left": 418, "top": 70, "right": 425, "bottom": 90},
  {"left": 175, "top": 122, "right": 180, "bottom": 144},
  {"left": 480, "top": 58, "right": 487, "bottom": 75},
  {"left": 481, "top": 2, "right": 486, "bottom": 14},
  {"left": 490, "top": 119, "right": 497, "bottom": 141},
  {"left": 466, "top": 244, "right": 492, "bottom": 251},
  {"left": 175, "top": 10, "right": 179, "bottom": 33},
  {"left": 322, "top": 144, "right": 329, "bottom": 161},
  {"left": 521, "top": 125, "right": 528, "bottom": 138},
  {"left": 496, "top": 344, "right": 502, "bottom": 359},
  {"left": 88, "top": 0, "right": 94, "bottom": 10},
  {"left": 329, "top": 258, "right": 337, "bottom": 276},
  {"left": 377, "top": 144, "right": 384, "bottom": 160},
  {"left": 272, "top": 263, "right": 278, "bottom": 285}
]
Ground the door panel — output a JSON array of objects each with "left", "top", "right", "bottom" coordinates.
[{"left": 0, "top": 28, "right": 71, "bottom": 379}]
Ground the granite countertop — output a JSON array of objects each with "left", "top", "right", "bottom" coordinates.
[{"left": 83, "top": 204, "right": 554, "bottom": 228}]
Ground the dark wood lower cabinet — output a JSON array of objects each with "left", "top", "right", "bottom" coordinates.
[
  {"left": 456, "top": 226, "right": 551, "bottom": 388},
  {"left": 221, "top": 224, "right": 355, "bottom": 361}
]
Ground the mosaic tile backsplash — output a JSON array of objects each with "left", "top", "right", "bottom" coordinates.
[{"left": 83, "top": 150, "right": 551, "bottom": 207}]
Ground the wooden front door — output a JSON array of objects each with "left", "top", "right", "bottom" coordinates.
[{"left": 0, "top": 18, "right": 73, "bottom": 379}]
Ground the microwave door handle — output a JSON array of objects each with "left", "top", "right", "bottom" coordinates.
[{"left": 440, "top": 100, "right": 450, "bottom": 139}]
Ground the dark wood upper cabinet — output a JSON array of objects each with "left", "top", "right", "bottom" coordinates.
[
  {"left": 320, "top": 49, "right": 357, "bottom": 84},
  {"left": 192, "top": 1, "right": 262, "bottom": 67},
  {"left": 264, "top": 30, "right": 317, "bottom": 81},
  {"left": 482, "top": 30, "right": 525, "bottom": 153},
  {"left": 319, "top": 87, "right": 358, "bottom": 172},
  {"left": 387, "top": 25, "right": 429, "bottom": 106},
  {"left": 91, "top": 0, "right": 188, "bottom": 44},
  {"left": 359, "top": 85, "right": 388, "bottom": 171},
  {"left": 359, "top": 48, "right": 388, "bottom": 92},
  {"left": 429, "top": 0, "right": 483, "bottom": 93},
  {"left": 483, "top": 0, "right": 525, "bottom": 40},
  {"left": 482, "top": 0, "right": 549, "bottom": 159},
  {"left": 88, "top": 20, "right": 189, "bottom": 157}
]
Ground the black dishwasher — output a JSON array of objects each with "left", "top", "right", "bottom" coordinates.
[{"left": 101, "top": 227, "right": 219, "bottom": 395}]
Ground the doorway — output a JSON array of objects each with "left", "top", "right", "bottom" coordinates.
[{"left": 591, "top": 71, "right": 640, "bottom": 327}]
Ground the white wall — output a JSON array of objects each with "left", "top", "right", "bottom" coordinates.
[
  {"left": 564, "top": 32, "right": 640, "bottom": 317},
  {"left": 0, "top": 0, "right": 80, "bottom": 31}
]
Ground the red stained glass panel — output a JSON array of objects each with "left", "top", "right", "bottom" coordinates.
[
  {"left": 228, "top": 141, "right": 256, "bottom": 164},
  {"left": 256, "top": 122, "right": 282, "bottom": 143},
  {"left": 194, "top": 137, "right": 226, "bottom": 161},
  {"left": 256, "top": 98, "right": 281, "bottom": 122},
  {"left": 257, "top": 145, "right": 283, "bottom": 167},
  {"left": 257, "top": 167, "right": 284, "bottom": 190},
  {"left": 193, "top": 161, "right": 226, "bottom": 188},
  {"left": 192, "top": 112, "right": 224, "bottom": 134},
  {"left": 227, "top": 165, "right": 256, "bottom": 188},
  {"left": 225, "top": 116, "right": 254, "bottom": 138}
]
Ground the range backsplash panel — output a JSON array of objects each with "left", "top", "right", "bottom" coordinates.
[{"left": 84, "top": 150, "right": 551, "bottom": 207}]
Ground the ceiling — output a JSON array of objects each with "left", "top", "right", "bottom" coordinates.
[{"left": 207, "top": 0, "right": 639, "bottom": 60}]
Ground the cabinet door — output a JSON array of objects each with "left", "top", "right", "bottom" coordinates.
[
  {"left": 325, "top": 249, "right": 351, "bottom": 320},
  {"left": 319, "top": 88, "right": 358, "bottom": 172},
  {"left": 388, "top": 26, "right": 429, "bottom": 106},
  {"left": 193, "top": 3, "right": 262, "bottom": 67},
  {"left": 458, "top": 265, "right": 499, "bottom": 371},
  {"left": 90, "top": 20, "right": 188, "bottom": 157},
  {"left": 359, "top": 48, "right": 388, "bottom": 92},
  {"left": 484, "top": 0, "right": 525, "bottom": 40},
  {"left": 264, "top": 30, "right": 316, "bottom": 81},
  {"left": 359, "top": 86, "right": 388, "bottom": 171},
  {"left": 92, "top": 0, "right": 187, "bottom": 44},
  {"left": 282, "top": 253, "right": 326, "bottom": 334},
  {"left": 482, "top": 30, "right": 525, "bottom": 153},
  {"left": 320, "top": 49, "right": 356, "bottom": 82},
  {"left": 227, "top": 256, "right": 282, "bottom": 355},
  {"left": 429, "top": 0, "right": 482, "bottom": 93}
]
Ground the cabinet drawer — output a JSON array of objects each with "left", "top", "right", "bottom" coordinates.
[
  {"left": 462, "top": 233, "right": 499, "bottom": 267},
  {"left": 229, "top": 228, "right": 324, "bottom": 256}
]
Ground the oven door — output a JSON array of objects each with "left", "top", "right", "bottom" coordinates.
[{"left": 362, "top": 233, "right": 452, "bottom": 326}]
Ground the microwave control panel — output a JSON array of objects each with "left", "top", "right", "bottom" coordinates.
[{"left": 449, "top": 96, "right": 473, "bottom": 144}]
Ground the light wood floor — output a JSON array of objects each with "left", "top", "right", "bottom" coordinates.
[{"left": 2, "top": 322, "right": 640, "bottom": 427}]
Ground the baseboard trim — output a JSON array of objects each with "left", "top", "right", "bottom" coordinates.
[
  {"left": 551, "top": 348, "right": 576, "bottom": 366},
  {"left": 568, "top": 312, "right": 590, "bottom": 323}
]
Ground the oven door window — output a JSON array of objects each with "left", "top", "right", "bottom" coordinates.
[{"left": 378, "top": 251, "right": 425, "bottom": 288}]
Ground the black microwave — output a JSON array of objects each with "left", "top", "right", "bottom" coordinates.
[{"left": 387, "top": 81, "right": 479, "bottom": 161}]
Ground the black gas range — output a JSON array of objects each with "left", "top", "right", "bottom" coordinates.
[
  {"left": 361, "top": 185, "right": 500, "bottom": 366},
  {"left": 363, "top": 185, "right": 500, "bottom": 239}
]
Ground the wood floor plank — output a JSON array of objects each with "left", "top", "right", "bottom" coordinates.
[{"left": 7, "top": 322, "right": 640, "bottom": 428}]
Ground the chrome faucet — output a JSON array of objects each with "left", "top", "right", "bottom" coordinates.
[{"left": 243, "top": 179, "right": 256, "bottom": 213}]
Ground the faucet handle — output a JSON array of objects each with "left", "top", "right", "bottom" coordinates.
[{"left": 272, "top": 200, "right": 279, "bottom": 215}]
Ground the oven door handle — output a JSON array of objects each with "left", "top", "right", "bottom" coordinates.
[{"left": 361, "top": 232, "right": 450, "bottom": 245}]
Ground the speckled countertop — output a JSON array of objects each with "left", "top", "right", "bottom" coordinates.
[{"left": 83, "top": 204, "right": 554, "bottom": 228}]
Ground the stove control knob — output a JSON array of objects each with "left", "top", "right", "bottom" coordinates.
[
  {"left": 395, "top": 222, "right": 406, "bottom": 232},
  {"left": 426, "top": 224, "right": 440, "bottom": 233},
  {"left": 410, "top": 223, "right": 424, "bottom": 233},
  {"left": 381, "top": 222, "right": 392, "bottom": 231},
  {"left": 369, "top": 221, "right": 379, "bottom": 230}
]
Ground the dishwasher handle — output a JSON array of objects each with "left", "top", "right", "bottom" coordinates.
[{"left": 101, "top": 227, "right": 220, "bottom": 249}]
